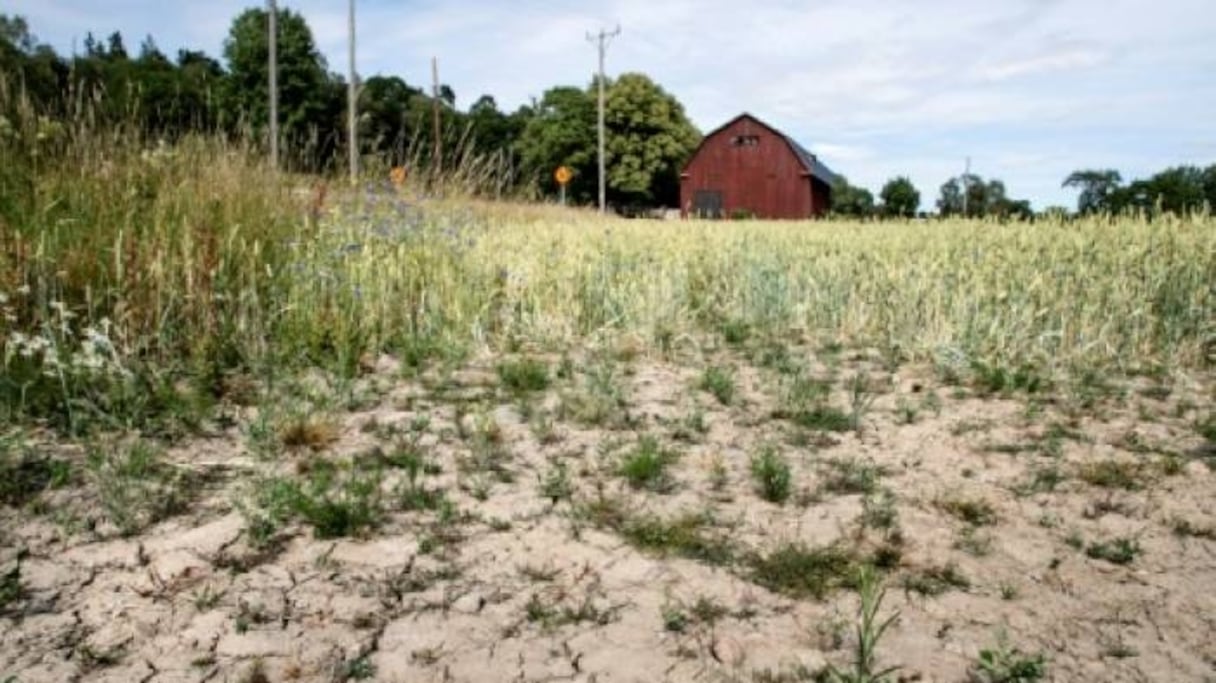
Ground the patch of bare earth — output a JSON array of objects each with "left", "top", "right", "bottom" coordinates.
[{"left": 2, "top": 344, "right": 1214, "bottom": 682}]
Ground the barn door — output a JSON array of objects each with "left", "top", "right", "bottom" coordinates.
[{"left": 693, "top": 190, "right": 723, "bottom": 219}]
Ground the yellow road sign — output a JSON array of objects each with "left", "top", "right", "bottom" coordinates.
[{"left": 554, "top": 166, "right": 573, "bottom": 185}]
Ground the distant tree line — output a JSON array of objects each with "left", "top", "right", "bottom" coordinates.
[
  {"left": 0, "top": 11, "right": 700, "bottom": 207},
  {"left": 1063, "top": 166, "right": 1216, "bottom": 216},
  {"left": 831, "top": 164, "right": 1214, "bottom": 221}
]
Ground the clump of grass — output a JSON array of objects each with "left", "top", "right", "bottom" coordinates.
[
  {"left": 1, "top": 554, "right": 24, "bottom": 612},
  {"left": 621, "top": 511, "right": 734, "bottom": 565},
  {"left": 785, "top": 374, "right": 832, "bottom": 408},
  {"left": 936, "top": 496, "right": 998, "bottom": 526},
  {"left": 970, "top": 361, "right": 1047, "bottom": 396},
  {"left": 539, "top": 459, "right": 574, "bottom": 504},
  {"left": 700, "top": 365, "right": 736, "bottom": 406},
  {"left": 0, "top": 438, "right": 72, "bottom": 507},
  {"left": 524, "top": 592, "right": 620, "bottom": 632},
  {"left": 1169, "top": 517, "right": 1216, "bottom": 540},
  {"left": 895, "top": 398, "right": 919, "bottom": 425},
  {"left": 790, "top": 406, "right": 853, "bottom": 433},
  {"left": 1012, "top": 466, "right": 1065, "bottom": 497},
  {"left": 618, "top": 436, "right": 680, "bottom": 493},
  {"left": 395, "top": 453, "right": 445, "bottom": 512},
  {"left": 719, "top": 318, "right": 751, "bottom": 346},
  {"left": 240, "top": 463, "right": 384, "bottom": 542},
  {"left": 497, "top": 358, "right": 550, "bottom": 394},
  {"left": 820, "top": 458, "right": 885, "bottom": 495},
  {"left": 238, "top": 476, "right": 302, "bottom": 549},
  {"left": 293, "top": 465, "right": 384, "bottom": 539},
  {"left": 954, "top": 526, "right": 994, "bottom": 557},
  {"left": 971, "top": 632, "right": 1047, "bottom": 682},
  {"left": 848, "top": 373, "right": 876, "bottom": 432},
  {"left": 1076, "top": 459, "right": 1146, "bottom": 491},
  {"left": 1085, "top": 537, "right": 1142, "bottom": 565},
  {"left": 859, "top": 489, "right": 899, "bottom": 531},
  {"left": 560, "top": 360, "right": 628, "bottom": 427},
  {"left": 87, "top": 441, "right": 195, "bottom": 536},
  {"left": 278, "top": 412, "right": 340, "bottom": 451},
  {"left": 670, "top": 406, "right": 708, "bottom": 442},
  {"left": 748, "top": 542, "right": 860, "bottom": 600},
  {"left": 750, "top": 446, "right": 792, "bottom": 504},
  {"left": 902, "top": 563, "right": 970, "bottom": 597}
]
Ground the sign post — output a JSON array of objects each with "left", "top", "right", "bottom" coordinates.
[{"left": 554, "top": 166, "right": 572, "bottom": 206}]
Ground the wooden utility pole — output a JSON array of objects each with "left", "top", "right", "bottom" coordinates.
[
  {"left": 432, "top": 57, "right": 442, "bottom": 176},
  {"left": 268, "top": 0, "right": 278, "bottom": 170},
  {"left": 347, "top": 0, "right": 358, "bottom": 185},
  {"left": 587, "top": 25, "right": 620, "bottom": 214}
]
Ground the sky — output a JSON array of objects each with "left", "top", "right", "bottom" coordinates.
[{"left": 8, "top": 0, "right": 1216, "bottom": 210}]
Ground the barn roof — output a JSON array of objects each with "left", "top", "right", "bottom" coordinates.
[
  {"left": 691, "top": 112, "right": 839, "bottom": 186},
  {"left": 781, "top": 136, "right": 839, "bottom": 186}
]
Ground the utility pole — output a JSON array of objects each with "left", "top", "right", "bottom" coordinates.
[
  {"left": 267, "top": 0, "right": 279, "bottom": 170},
  {"left": 587, "top": 25, "right": 620, "bottom": 214},
  {"left": 432, "top": 57, "right": 442, "bottom": 177},
  {"left": 347, "top": 0, "right": 358, "bottom": 185}
]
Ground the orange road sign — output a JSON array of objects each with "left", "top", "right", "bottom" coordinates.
[{"left": 554, "top": 166, "right": 573, "bottom": 185}]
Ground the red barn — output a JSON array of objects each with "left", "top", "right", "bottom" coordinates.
[{"left": 679, "top": 113, "right": 837, "bottom": 219}]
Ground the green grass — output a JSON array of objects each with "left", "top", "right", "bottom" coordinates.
[
  {"left": 239, "top": 463, "right": 384, "bottom": 542},
  {"left": 497, "top": 358, "right": 551, "bottom": 394},
  {"left": 700, "top": 365, "right": 737, "bottom": 405},
  {"left": 617, "top": 436, "right": 680, "bottom": 493},
  {"left": 1077, "top": 459, "right": 1147, "bottom": 491},
  {"left": 0, "top": 556, "right": 23, "bottom": 612},
  {"left": 786, "top": 405, "right": 853, "bottom": 432},
  {"left": 293, "top": 467, "right": 384, "bottom": 539},
  {"left": 539, "top": 459, "right": 574, "bottom": 503},
  {"left": 620, "top": 512, "right": 735, "bottom": 565},
  {"left": 86, "top": 441, "right": 195, "bottom": 536},
  {"left": 747, "top": 542, "right": 860, "bottom": 600},
  {"left": 819, "top": 458, "right": 886, "bottom": 495},
  {"left": 0, "top": 438, "right": 72, "bottom": 507},
  {"left": 750, "top": 446, "right": 793, "bottom": 504},
  {"left": 1085, "top": 537, "right": 1142, "bottom": 565},
  {"left": 972, "top": 633, "right": 1047, "bottom": 682},
  {"left": 935, "top": 496, "right": 998, "bottom": 526}
]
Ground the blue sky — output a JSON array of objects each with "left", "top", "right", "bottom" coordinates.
[{"left": 8, "top": 0, "right": 1216, "bottom": 209}]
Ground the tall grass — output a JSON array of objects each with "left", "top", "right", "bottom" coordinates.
[{"left": 3, "top": 82, "right": 1213, "bottom": 431}]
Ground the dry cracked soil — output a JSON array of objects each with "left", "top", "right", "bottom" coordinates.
[{"left": 2, "top": 340, "right": 1214, "bottom": 683}]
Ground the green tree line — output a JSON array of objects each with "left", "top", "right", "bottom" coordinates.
[{"left": 0, "top": 10, "right": 700, "bottom": 207}]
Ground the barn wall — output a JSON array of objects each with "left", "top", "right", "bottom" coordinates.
[{"left": 680, "top": 117, "right": 811, "bottom": 220}]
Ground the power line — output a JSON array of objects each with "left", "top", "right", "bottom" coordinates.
[{"left": 586, "top": 25, "right": 620, "bottom": 214}]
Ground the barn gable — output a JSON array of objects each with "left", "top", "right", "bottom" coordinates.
[{"left": 679, "top": 113, "right": 837, "bottom": 219}]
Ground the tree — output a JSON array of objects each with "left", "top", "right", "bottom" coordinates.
[
  {"left": 938, "top": 173, "right": 1031, "bottom": 219},
  {"left": 358, "top": 75, "right": 422, "bottom": 158},
  {"left": 1062, "top": 169, "right": 1122, "bottom": 214},
  {"left": 831, "top": 176, "right": 874, "bottom": 217},
  {"left": 603, "top": 72, "right": 700, "bottom": 207},
  {"left": 222, "top": 7, "right": 331, "bottom": 164},
  {"left": 0, "top": 15, "right": 66, "bottom": 104},
  {"left": 879, "top": 176, "right": 920, "bottom": 218},
  {"left": 517, "top": 86, "right": 598, "bottom": 201}
]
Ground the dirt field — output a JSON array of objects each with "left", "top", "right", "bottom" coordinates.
[{"left": 2, "top": 342, "right": 1214, "bottom": 683}]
